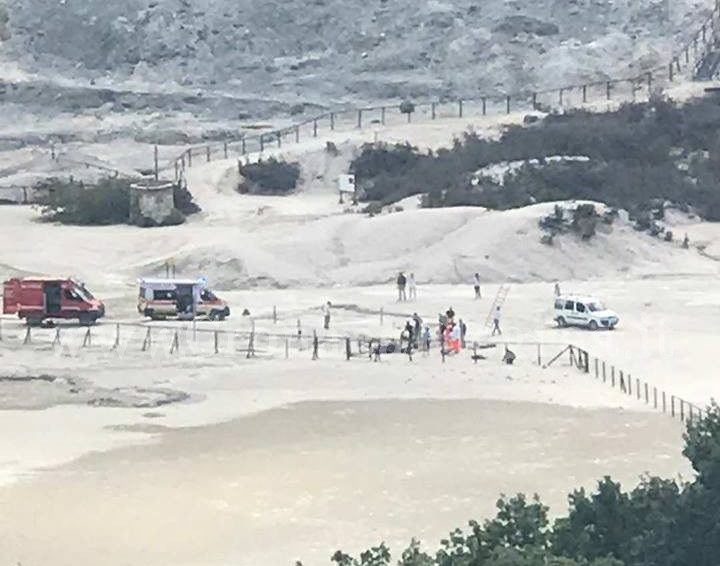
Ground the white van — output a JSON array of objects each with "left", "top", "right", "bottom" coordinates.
[{"left": 554, "top": 295, "right": 619, "bottom": 330}]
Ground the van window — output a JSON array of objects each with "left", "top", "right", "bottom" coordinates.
[
  {"left": 201, "top": 290, "right": 217, "bottom": 302},
  {"left": 153, "top": 290, "right": 176, "bottom": 301},
  {"left": 588, "top": 302, "right": 605, "bottom": 312},
  {"left": 564, "top": 301, "right": 574, "bottom": 310},
  {"left": 576, "top": 303, "right": 587, "bottom": 313},
  {"left": 554, "top": 300, "right": 564, "bottom": 310},
  {"left": 64, "top": 289, "right": 84, "bottom": 302}
]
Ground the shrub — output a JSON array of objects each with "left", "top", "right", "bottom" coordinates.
[
  {"left": 36, "top": 177, "right": 131, "bottom": 225},
  {"left": 399, "top": 100, "right": 415, "bottom": 115},
  {"left": 238, "top": 157, "right": 301, "bottom": 195},
  {"left": 347, "top": 97, "right": 720, "bottom": 221},
  {"left": 571, "top": 204, "right": 599, "bottom": 240},
  {"left": 173, "top": 182, "right": 201, "bottom": 215}
]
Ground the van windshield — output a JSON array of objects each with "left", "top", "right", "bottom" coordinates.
[
  {"left": 588, "top": 302, "right": 606, "bottom": 312},
  {"left": 74, "top": 285, "right": 94, "bottom": 301}
]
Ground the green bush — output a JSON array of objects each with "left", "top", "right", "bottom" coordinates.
[
  {"left": 238, "top": 157, "right": 301, "bottom": 195},
  {"left": 36, "top": 177, "right": 131, "bottom": 225},
  {"left": 348, "top": 97, "right": 720, "bottom": 220}
]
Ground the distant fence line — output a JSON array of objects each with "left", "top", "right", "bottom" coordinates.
[
  {"left": 0, "top": 316, "right": 706, "bottom": 425},
  {"left": 163, "top": 1, "right": 720, "bottom": 183}
]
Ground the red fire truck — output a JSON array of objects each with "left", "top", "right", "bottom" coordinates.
[{"left": 2, "top": 278, "right": 106, "bottom": 326}]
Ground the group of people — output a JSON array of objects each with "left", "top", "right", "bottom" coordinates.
[
  {"left": 396, "top": 272, "right": 417, "bottom": 302},
  {"left": 438, "top": 306, "right": 467, "bottom": 354}
]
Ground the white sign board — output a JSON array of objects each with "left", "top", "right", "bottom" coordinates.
[{"left": 338, "top": 174, "right": 356, "bottom": 193}]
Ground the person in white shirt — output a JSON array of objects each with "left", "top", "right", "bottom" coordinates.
[
  {"left": 408, "top": 273, "right": 417, "bottom": 300},
  {"left": 491, "top": 305, "right": 502, "bottom": 336}
]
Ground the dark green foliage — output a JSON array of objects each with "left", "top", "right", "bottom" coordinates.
[
  {"left": 349, "top": 97, "right": 720, "bottom": 220},
  {"left": 238, "top": 157, "right": 300, "bottom": 195},
  {"left": 36, "top": 177, "right": 195, "bottom": 227},
  {"left": 37, "top": 177, "right": 131, "bottom": 225},
  {"left": 326, "top": 406, "right": 720, "bottom": 566},
  {"left": 173, "top": 182, "right": 201, "bottom": 215}
]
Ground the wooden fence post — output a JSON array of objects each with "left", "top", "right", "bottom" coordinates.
[
  {"left": 582, "top": 85, "right": 587, "bottom": 103},
  {"left": 537, "top": 343, "right": 541, "bottom": 366},
  {"left": 142, "top": 327, "right": 152, "bottom": 351},
  {"left": 663, "top": 391, "right": 667, "bottom": 413},
  {"left": 506, "top": 95, "right": 511, "bottom": 114},
  {"left": 170, "top": 331, "right": 180, "bottom": 354},
  {"left": 611, "top": 366, "right": 615, "bottom": 388},
  {"left": 606, "top": 81, "right": 612, "bottom": 100},
  {"left": 242, "top": 136, "right": 247, "bottom": 154},
  {"left": 214, "top": 331, "right": 219, "bottom": 354},
  {"left": 473, "top": 342, "right": 479, "bottom": 364},
  {"left": 357, "top": 109, "right": 363, "bottom": 129},
  {"left": 680, "top": 399, "right": 685, "bottom": 422},
  {"left": 559, "top": 88, "right": 564, "bottom": 106},
  {"left": 82, "top": 328, "right": 92, "bottom": 348},
  {"left": 154, "top": 145, "right": 159, "bottom": 180},
  {"left": 346, "top": 338, "right": 352, "bottom": 361},
  {"left": 112, "top": 323, "right": 120, "bottom": 350},
  {"left": 206, "top": 146, "right": 211, "bottom": 163},
  {"left": 381, "top": 106, "right": 386, "bottom": 124},
  {"left": 273, "top": 306, "right": 277, "bottom": 324},
  {"left": 532, "top": 92, "right": 537, "bottom": 109},
  {"left": 645, "top": 382, "right": 649, "bottom": 404},
  {"left": 330, "top": 113, "right": 335, "bottom": 131},
  {"left": 482, "top": 97, "right": 487, "bottom": 116},
  {"left": 312, "top": 331, "right": 319, "bottom": 360},
  {"left": 636, "top": 377, "right": 641, "bottom": 400},
  {"left": 625, "top": 371, "right": 630, "bottom": 395},
  {"left": 187, "top": 149, "right": 193, "bottom": 168},
  {"left": 458, "top": 99, "right": 463, "bottom": 118},
  {"left": 224, "top": 142, "right": 228, "bottom": 159},
  {"left": 671, "top": 395, "right": 675, "bottom": 417},
  {"left": 295, "top": 126, "right": 300, "bottom": 143},
  {"left": 277, "top": 132, "right": 282, "bottom": 148},
  {"left": 594, "top": 357, "right": 599, "bottom": 378},
  {"left": 431, "top": 102, "right": 436, "bottom": 119},
  {"left": 313, "top": 119, "right": 318, "bottom": 137},
  {"left": 602, "top": 361, "right": 606, "bottom": 382},
  {"left": 260, "top": 135, "right": 265, "bottom": 152},
  {"left": 654, "top": 387, "right": 658, "bottom": 409}
]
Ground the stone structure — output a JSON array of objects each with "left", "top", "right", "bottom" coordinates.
[{"left": 129, "top": 180, "right": 175, "bottom": 225}]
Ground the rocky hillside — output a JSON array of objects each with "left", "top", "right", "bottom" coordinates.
[{"left": 1, "top": 0, "right": 713, "bottom": 106}]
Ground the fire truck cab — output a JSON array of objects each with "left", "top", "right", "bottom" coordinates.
[{"left": 2, "top": 278, "right": 106, "bottom": 326}]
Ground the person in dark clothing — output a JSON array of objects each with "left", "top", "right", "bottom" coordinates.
[
  {"left": 446, "top": 306, "right": 455, "bottom": 323},
  {"left": 397, "top": 272, "right": 407, "bottom": 302},
  {"left": 459, "top": 318, "right": 467, "bottom": 348},
  {"left": 412, "top": 313, "right": 422, "bottom": 347}
]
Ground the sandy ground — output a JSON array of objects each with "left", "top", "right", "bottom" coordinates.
[{"left": 0, "top": 399, "right": 690, "bottom": 566}]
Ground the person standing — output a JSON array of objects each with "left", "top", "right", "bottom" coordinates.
[
  {"left": 412, "top": 312, "right": 423, "bottom": 347},
  {"left": 397, "top": 272, "right": 407, "bottom": 302},
  {"left": 408, "top": 273, "right": 417, "bottom": 301},
  {"left": 459, "top": 318, "right": 467, "bottom": 349},
  {"left": 554, "top": 281, "right": 561, "bottom": 297},
  {"left": 422, "top": 325, "right": 432, "bottom": 353},
  {"left": 322, "top": 301, "right": 331, "bottom": 330},
  {"left": 474, "top": 273, "right": 482, "bottom": 299},
  {"left": 491, "top": 306, "right": 502, "bottom": 336}
]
